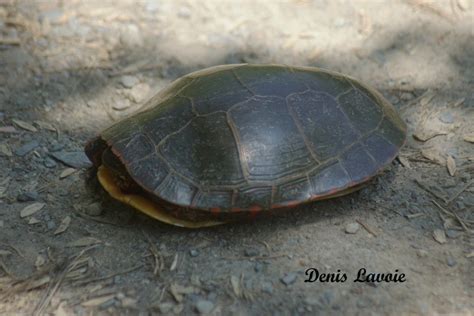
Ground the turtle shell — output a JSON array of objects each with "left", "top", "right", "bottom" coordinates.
[{"left": 86, "top": 64, "right": 406, "bottom": 224}]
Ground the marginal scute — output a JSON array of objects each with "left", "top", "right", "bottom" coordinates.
[
  {"left": 193, "top": 190, "right": 233, "bottom": 209},
  {"left": 274, "top": 178, "right": 312, "bottom": 205},
  {"left": 341, "top": 144, "right": 378, "bottom": 182},
  {"left": 235, "top": 186, "right": 272, "bottom": 209},
  {"left": 308, "top": 162, "right": 351, "bottom": 195},
  {"left": 338, "top": 87, "right": 383, "bottom": 134},
  {"left": 378, "top": 117, "right": 406, "bottom": 147},
  {"left": 157, "top": 173, "right": 197, "bottom": 206},
  {"left": 364, "top": 132, "right": 398, "bottom": 165},
  {"left": 114, "top": 133, "right": 155, "bottom": 161}
]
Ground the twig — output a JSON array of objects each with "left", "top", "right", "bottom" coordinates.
[
  {"left": 142, "top": 231, "right": 164, "bottom": 276},
  {"left": 414, "top": 179, "right": 448, "bottom": 203},
  {"left": 75, "top": 264, "right": 143, "bottom": 286},
  {"left": 222, "top": 254, "right": 286, "bottom": 261},
  {"left": 432, "top": 200, "right": 470, "bottom": 232},
  {"left": 33, "top": 245, "right": 99, "bottom": 316},
  {"left": 446, "top": 179, "right": 473, "bottom": 204},
  {"left": 0, "top": 38, "right": 20, "bottom": 45},
  {"left": 356, "top": 219, "right": 378, "bottom": 237}
]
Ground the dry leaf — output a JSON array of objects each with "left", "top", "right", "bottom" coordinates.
[
  {"left": 170, "top": 254, "right": 178, "bottom": 271},
  {"left": 421, "top": 148, "right": 445, "bottom": 165},
  {"left": 54, "top": 216, "right": 71, "bottom": 235},
  {"left": 398, "top": 156, "right": 411, "bottom": 168},
  {"left": 230, "top": 275, "right": 241, "bottom": 297},
  {"left": 0, "top": 250, "right": 12, "bottom": 256},
  {"left": 28, "top": 217, "right": 41, "bottom": 225},
  {"left": 0, "top": 176, "right": 11, "bottom": 198},
  {"left": 433, "top": 229, "right": 447, "bottom": 244},
  {"left": 35, "top": 255, "right": 46, "bottom": 268},
  {"left": 20, "top": 202, "right": 45, "bottom": 218},
  {"left": 446, "top": 155, "right": 456, "bottom": 176},
  {"left": 413, "top": 130, "right": 447, "bottom": 142},
  {"left": 67, "top": 237, "right": 101, "bottom": 247},
  {"left": 0, "top": 126, "right": 17, "bottom": 133},
  {"left": 54, "top": 302, "right": 69, "bottom": 316},
  {"left": 26, "top": 275, "right": 51, "bottom": 290},
  {"left": 34, "top": 120, "right": 56, "bottom": 131},
  {"left": 463, "top": 134, "right": 474, "bottom": 143},
  {"left": 81, "top": 294, "right": 115, "bottom": 307},
  {"left": 0, "top": 144, "right": 13, "bottom": 157},
  {"left": 12, "top": 118, "right": 37, "bottom": 132},
  {"left": 60, "top": 168, "right": 76, "bottom": 179}
]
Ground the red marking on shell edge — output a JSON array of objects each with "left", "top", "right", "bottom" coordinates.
[
  {"left": 249, "top": 205, "right": 262, "bottom": 217},
  {"left": 231, "top": 207, "right": 241, "bottom": 213},
  {"left": 210, "top": 207, "right": 221, "bottom": 215}
]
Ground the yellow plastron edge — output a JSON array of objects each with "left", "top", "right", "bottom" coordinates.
[{"left": 97, "top": 166, "right": 224, "bottom": 228}]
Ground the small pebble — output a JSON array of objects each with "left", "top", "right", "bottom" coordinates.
[
  {"left": 158, "top": 303, "right": 173, "bottom": 314},
  {"left": 177, "top": 6, "right": 191, "bottom": 19},
  {"left": 120, "top": 75, "right": 139, "bottom": 89},
  {"left": 43, "top": 157, "right": 57, "bottom": 168},
  {"left": 189, "top": 249, "right": 199, "bottom": 257},
  {"left": 446, "top": 229, "right": 462, "bottom": 239},
  {"left": 15, "top": 140, "right": 40, "bottom": 157},
  {"left": 439, "top": 111, "right": 454, "bottom": 124},
  {"left": 244, "top": 248, "right": 259, "bottom": 257},
  {"left": 320, "top": 290, "right": 334, "bottom": 305},
  {"left": 84, "top": 202, "right": 103, "bottom": 216},
  {"left": 195, "top": 300, "right": 214, "bottom": 314},
  {"left": 280, "top": 272, "right": 297, "bottom": 286},
  {"left": 254, "top": 262, "right": 263, "bottom": 273},
  {"left": 261, "top": 281, "right": 273, "bottom": 294},
  {"left": 0, "top": 220, "right": 4, "bottom": 227},
  {"left": 17, "top": 191, "right": 39, "bottom": 202},
  {"left": 446, "top": 255, "right": 457, "bottom": 267},
  {"left": 47, "top": 220, "right": 55, "bottom": 230},
  {"left": 345, "top": 222, "right": 360, "bottom": 234}
]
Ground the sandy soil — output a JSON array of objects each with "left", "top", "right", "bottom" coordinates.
[{"left": 0, "top": 0, "right": 473, "bottom": 315}]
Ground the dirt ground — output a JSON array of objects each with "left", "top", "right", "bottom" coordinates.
[{"left": 0, "top": 0, "right": 473, "bottom": 315}]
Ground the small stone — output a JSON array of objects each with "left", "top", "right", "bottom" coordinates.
[
  {"left": 0, "top": 220, "right": 4, "bottom": 227},
  {"left": 84, "top": 202, "right": 103, "bottom": 216},
  {"left": 244, "top": 248, "right": 259, "bottom": 257},
  {"left": 120, "top": 75, "right": 139, "bottom": 88},
  {"left": 433, "top": 229, "right": 447, "bottom": 244},
  {"left": 416, "top": 249, "right": 428, "bottom": 258},
  {"left": 157, "top": 303, "right": 173, "bottom": 314},
  {"left": 345, "top": 222, "right": 360, "bottom": 234},
  {"left": 17, "top": 191, "right": 39, "bottom": 202},
  {"left": 439, "top": 111, "right": 454, "bottom": 124},
  {"left": 189, "top": 249, "right": 199, "bottom": 257},
  {"left": 261, "top": 281, "right": 273, "bottom": 294},
  {"left": 50, "top": 151, "right": 92, "bottom": 168},
  {"left": 127, "top": 83, "right": 150, "bottom": 103},
  {"left": 112, "top": 98, "right": 131, "bottom": 111},
  {"left": 254, "top": 262, "right": 263, "bottom": 272},
  {"left": 43, "top": 157, "right": 57, "bottom": 168},
  {"left": 50, "top": 142, "right": 65, "bottom": 152},
  {"left": 47, "top": 220, "right": 55, "bottom": 230},
  {"left": 195, "top": 300, "right": 214, "bottom": 314},
  {"left": 280, "top": 272, "right": 297, "bottom": 286},
  {"left": 15, "top": 140, "right": 40, "bottom": 157},
  {"left": 446, "top": 229, "right": 462, "bottom": 239},
  {"left": 356, "top": 298, "right": 369, "bottom": 308},
  {"left": 446, "top": 255, "right": 457, "bottom": 267}
]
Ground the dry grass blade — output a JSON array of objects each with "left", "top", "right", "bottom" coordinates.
[
  {"left": 356, "top": 219, "right": 378, "bottom": 237},
  {"left": 20, "top": 203, "right": 45, "bottom": 218},
  {"left": 11, "top": 118, "right": 37, "bottom": 132},
  {"left": 33, "top": 245, "right": 100, "bottom": 316},
  {"left": 432, "top": 200, "right": 470, "bottom": 232},
  {"left": 446, "top": 155, "right": 456, "bottom": 176},
  {"left": 142, "top": 231, "right": 164, "bottom": 276},
  {"left": 446, "top": 179, "right": 473, "bottom": 204},
  {"left": 54, "top": 216, "right": 71, "bottom": 235}
]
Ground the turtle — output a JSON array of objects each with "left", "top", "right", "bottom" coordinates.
[{"left": 85, "top": 64, "right": 406, "bottom": 228}]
